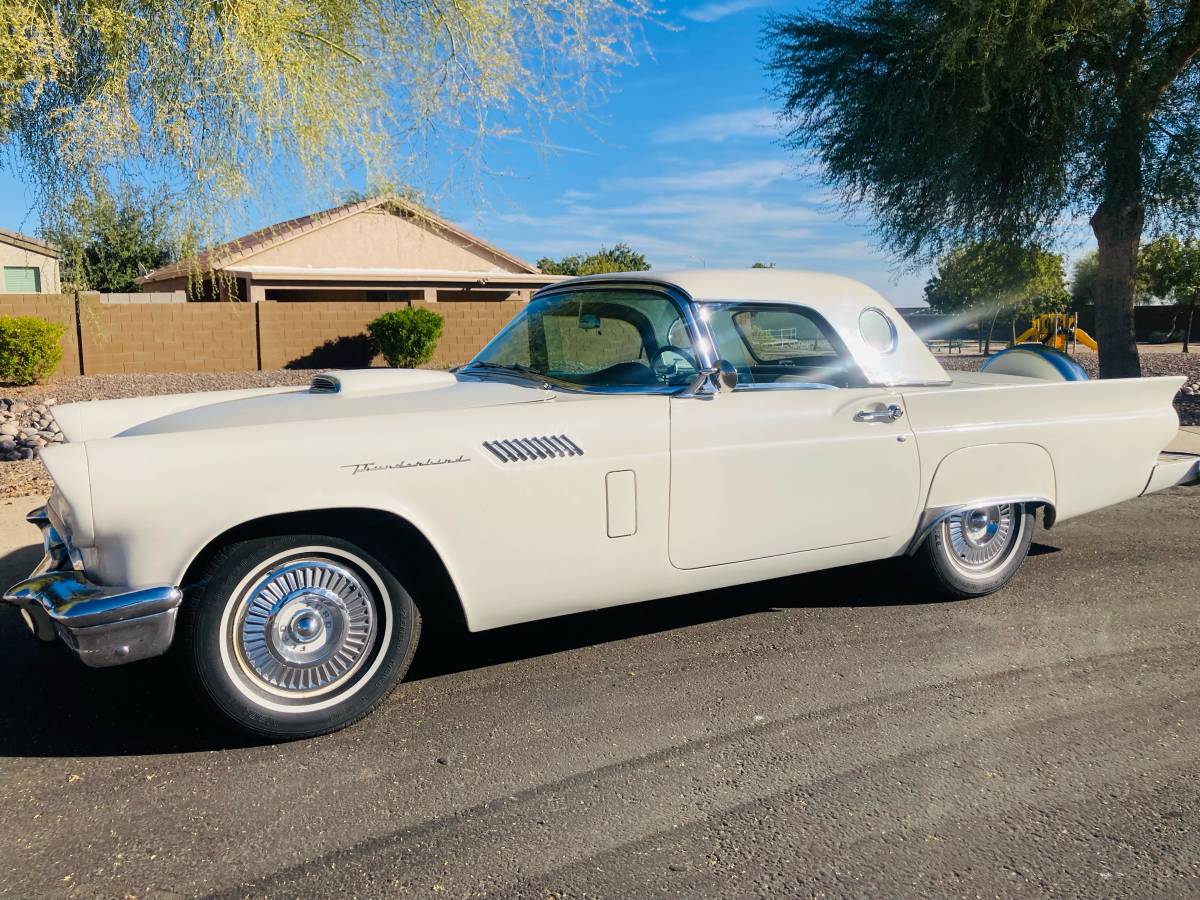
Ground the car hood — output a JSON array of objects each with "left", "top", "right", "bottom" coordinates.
[{"left": 52, "top": 370, "right": 552, "bottom": 442}]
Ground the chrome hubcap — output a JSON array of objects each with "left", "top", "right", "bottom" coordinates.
[
  {"left": 233, "top": 559, "right": 378, "bottom": 697},
  {"left": 944, "top": 503, "right": 1018, "bottom": 575}
]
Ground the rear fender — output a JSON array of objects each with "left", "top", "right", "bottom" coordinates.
[{"left": 909, "top": 443, "right": 1056, "bottom": 553}]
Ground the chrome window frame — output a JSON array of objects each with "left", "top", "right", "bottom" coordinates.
[{"left": 463, "top": 281, "right": 717, "bottom": 396}]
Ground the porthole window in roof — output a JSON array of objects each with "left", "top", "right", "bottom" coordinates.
[{"left": 859, "top": 307, "right": 897, "bottom": 354}]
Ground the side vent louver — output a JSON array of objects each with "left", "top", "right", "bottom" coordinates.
[
  {"left": 310, "top": 374, "right": 341, "bottom": 394},
  {"left": 483, "top": 435, "right": 584, "bottom": 463}
]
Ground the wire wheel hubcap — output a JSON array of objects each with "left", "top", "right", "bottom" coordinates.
[
  {"left": 943, "top": 503, "right": 1020, "bottom": 576},
  {"left": 232, "top": 558, "right": 378, "bottom": 699}
]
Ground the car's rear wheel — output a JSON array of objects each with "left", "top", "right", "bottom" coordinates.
[
  {"left": 916, "top": 502, "right": 1034, "bottom": 599},
  {"left": 178, "top": 534, "right": 420, "bottom": 740}
]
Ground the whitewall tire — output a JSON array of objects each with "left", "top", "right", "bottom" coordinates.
[
  {"left": 916, "top": 503, "right": 1035, "bottom": 599},
  {"left": 178, "top": 534, "right": 421, "bottom": 740}
]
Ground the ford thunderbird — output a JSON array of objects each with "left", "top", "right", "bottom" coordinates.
[{"left": 5, "top": 270, "right": 1198, "bottom": 739}]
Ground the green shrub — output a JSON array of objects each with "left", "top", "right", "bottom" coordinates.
[
  {"left": 367, "top": 307, "right": 444, "bottom": 368},
  {"left": 0, "top": 316, "right": 65, "bottom": 385}
]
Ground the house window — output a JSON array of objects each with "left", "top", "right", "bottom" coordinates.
[{"left": 3, "top": 267, "right": 41, "bottom": 293}]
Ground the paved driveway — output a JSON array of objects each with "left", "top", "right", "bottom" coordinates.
[{"left": 0, "top": 488, "right": 1197, "bottom": 898}]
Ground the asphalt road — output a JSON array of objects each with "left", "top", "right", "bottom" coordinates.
[{"left": 0, "top": 489, "right": 1197, "bottom": 898}]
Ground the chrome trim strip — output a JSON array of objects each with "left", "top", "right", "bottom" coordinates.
[
  {"left": 557, "top": 434, "right": 584, "bottom": 456},
  {"left": 484, "top": 435, "right": 585, "bottom": 463},
  {"left": 905, "top": 496, "right": 1054, "bottom": 555}
]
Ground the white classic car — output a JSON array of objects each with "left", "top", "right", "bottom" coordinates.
[{"left": 5, "top": 270, "right": 1198, "bottom": 739}]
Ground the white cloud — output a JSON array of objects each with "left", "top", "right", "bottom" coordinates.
[
  {"left": 604, "top": 159, "right": 794, "bottom": 193},
  {"left": 681, "top": 0, "right": 771, "bottom": 23},
  {"left": 651, "top": 108, "right": 779, "bottom": 144}
]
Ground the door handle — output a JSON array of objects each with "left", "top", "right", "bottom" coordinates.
[{"left": 854, "top": 404, "right": 904, "bottom": 423}]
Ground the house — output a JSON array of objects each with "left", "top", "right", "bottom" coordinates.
[
  {"left": 0, "top": 229, "right": 60, "bottom": 293},
  {"left": 138, "top": 196, "right": 561, "bottom": 302}
]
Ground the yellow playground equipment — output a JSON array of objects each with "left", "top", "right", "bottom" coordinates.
[{"left": 1014, "top": 312, "right": 1098, "bottom": 353}]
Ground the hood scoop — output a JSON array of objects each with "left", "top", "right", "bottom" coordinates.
[{"left": 309, "top": 369, "right": 456, "bottom": 396}]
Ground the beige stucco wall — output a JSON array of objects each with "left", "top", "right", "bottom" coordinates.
[
  {"left": 0, "top": 241, "right": 60, "bottom": 293},
  {"left": 243, "top": 207, "right": 526, "bottom": 273}
]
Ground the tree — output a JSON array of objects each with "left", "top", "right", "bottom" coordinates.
[
  {"left": 41, "top": 185, "right": 176, "bottom": 292},
  {"left": 1071, "top": 252, "right": 1100, "bottom": 307},
  {"left": 538, "top": 243, "right": 650, "bottom": 276},
  {"left": 765, "top": 2, "right": 1200, "bottom": 379},
  {"left": 0, "top": 0, "right": 651, "bottom": 233},
  {"left": 1139, "top": 234, "right": 1200, "bottom": 353},
  {"left": 924, "top": 243, "right": 1070, "bottom": 353},
  {"left": 751, "top": 261, "right": 776, "bottom": 268}
]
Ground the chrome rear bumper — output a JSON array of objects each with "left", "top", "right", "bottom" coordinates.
[
  {"left": 1142, "top": 451, "right": 1200, "bottom": 495},
  {"left": 1, "top": 506, "right": 182, "bottom": 667}
]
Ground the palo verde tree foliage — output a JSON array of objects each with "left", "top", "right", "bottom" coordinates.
[
  {"left": 41, "top": 184, "right": 176, "bottom": 292},
  {"left": 1139, "top": 234, "right": 1200, "bottom": 352},
  {"left": 0, "top": 0, "right": 653, "bottom": 238},
  {"left": 765, "top": 1, "right": 1200, "bottom": 378},
  {"left": 537, "top": 243, "right": 650, "bottom": 276},
  {"left": 924, "top": 243, "right": 1070, "bottom": 352}
]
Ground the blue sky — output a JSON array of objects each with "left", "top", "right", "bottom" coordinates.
[{"left": 0, "top": 1, "right": 949, "bottom": 306}]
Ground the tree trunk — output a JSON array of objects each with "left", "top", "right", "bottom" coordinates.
[
  {"left": 1090, "top": 201, "right": 1144, "bottom": 378},
  {"left": 1185, "top": 301, "right": 1196, "bottom": 354}
]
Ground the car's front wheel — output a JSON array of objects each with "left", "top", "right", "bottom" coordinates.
[
  {"left": 177, "top": 534, "right": 420, "bottom": 740},
  {"left": 916, "top": 502, "right": 1035, "bottom": 599}
]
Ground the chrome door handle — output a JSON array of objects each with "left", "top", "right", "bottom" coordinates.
[{"left": 854, "top": 404, "right": 904, "bottom": 423}]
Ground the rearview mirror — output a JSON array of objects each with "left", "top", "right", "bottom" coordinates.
[{"left": 578, "top": 314, "right": 602, "bottom": 331}]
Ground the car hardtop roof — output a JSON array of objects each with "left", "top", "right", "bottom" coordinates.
[{"left": 543, "top": 268, "right": 895, "bottom": 311}]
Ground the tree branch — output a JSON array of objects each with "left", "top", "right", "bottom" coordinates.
[{"left": 1141, "top": 0, "right": 1200, "bottom": 111}]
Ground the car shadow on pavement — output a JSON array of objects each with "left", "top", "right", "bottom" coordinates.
[
  {"left": 406, "top": 549, "right": 1061, "bottom": 681},
  {"left": 0, "top": 544, "right": 1060, "bottom": 759}
]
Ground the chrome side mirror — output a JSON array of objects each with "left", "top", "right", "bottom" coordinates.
[
  {"left": 679, "top": 359, "right": 738, "bottom": 398},
  {"left": 713, "top": 359, "right": 738, "bottom": 394}
]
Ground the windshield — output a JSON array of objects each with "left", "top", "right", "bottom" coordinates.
[{"left": 466, "top": 289, "right": 700, "bottom": 390}]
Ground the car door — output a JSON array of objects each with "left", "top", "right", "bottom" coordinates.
[{"left": 668, "top": 302, "right": 920, "bottom": 570}]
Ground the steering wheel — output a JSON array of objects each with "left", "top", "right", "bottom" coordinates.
[{"left": 649, "top": 345, "right": 699, "bottom": 382}]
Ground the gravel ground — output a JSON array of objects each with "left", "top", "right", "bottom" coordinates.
[{"left": 1, "top": 353, "right": 1197, "bottom": 499}]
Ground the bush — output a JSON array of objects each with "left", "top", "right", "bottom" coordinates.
[
  {"left": 0, "top": 316, "right": 65, "bottom": 385},
  {"left": 367, "top": 307, "right": 444, "bottom": 368}
]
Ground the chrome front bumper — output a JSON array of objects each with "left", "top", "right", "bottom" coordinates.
[{"left": 1, "top": 506, "right": 182, "bottom": 667}]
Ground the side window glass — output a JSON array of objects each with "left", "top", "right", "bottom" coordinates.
[
  {"left": 470, "top": 289, "right": 699, "bottom": 389},
  {"left": 706, "top": 304, "right": 862, "bottom": 388}
]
